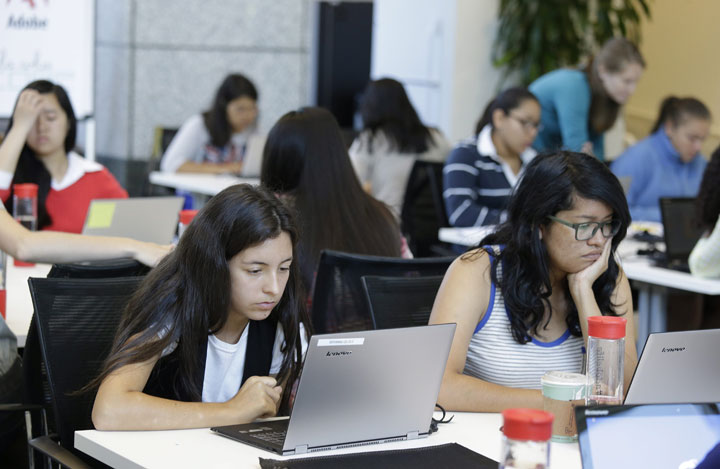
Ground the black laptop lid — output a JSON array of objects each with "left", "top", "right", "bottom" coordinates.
[
  {"left": 576, "top": 403, "right": 720, "bottom": 469},
  {"left": 659, "top": 197, "right": 704, "bottom": 263}
]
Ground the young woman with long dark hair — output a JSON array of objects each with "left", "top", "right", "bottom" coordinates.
[
  {"left": 612, "top": 96, "right": 711, "bottom": 222},
  {"left": 91, "top": 184, "right": 310, "bottom": 430},
  {"left": 0, "top": 80, "right": 128, "bottom": 232},
  {"left": 160, "top": 73, "right": 261, "bottom": 174},
  {"left": 430, "top": 151, "right": 637, "bottom": 412},
  {"left": 443, "top": 87, "right": 539, "bottom": 227},
  {"left": 261, "top": 107, "right": 406, "bottom": 291},
  {"left": 690, "top": 146, "right": 720, "bottom": 278},
  {"left": 529, "top": 37, "right": 645, "bottom": 160},
  {"left": 349, "top": 78, "right": 451, "bottom": 216}
]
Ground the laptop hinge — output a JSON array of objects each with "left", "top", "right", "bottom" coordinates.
[
  {"left": 294, "top": 444, "right": 308, "bottom": 454},
  {"left": 406, "top": 431, "right": 419, "bottom": 440}
]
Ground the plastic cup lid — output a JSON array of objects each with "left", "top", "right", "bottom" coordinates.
[
  {"left": 179, "top": 209, "right": 199, "bottom": 225},
  {"left": 588, "top": 316, "right": 627, "bottom": 339},
  {"left": 541, "top": 371, "right": 586, "bottom": 386},
  {"left": 13, "top": 183, "right": 38, "bottom": 198},
  {"left": 502, "top": 408, "right": 553, "bottom": 441}
]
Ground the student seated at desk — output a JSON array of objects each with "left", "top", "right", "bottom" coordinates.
[
  {"left": 443, "top": 87, "right": 539, "bottom": 227},
  {"left": 611, "top": 97, "right": 710, "bottom": 222},
  {"left": 91, "top": 185, "right": 310, "bottom": 430},
  {"left": 160, "top": 73, "right": 261, "bottom": 175},
  {"left": 0, "top": 80, "right": 128, "bottom": 233},
  {"left": 261, "top": 107, "right": 409, "bottom": 292},
  {"left": 430, "top": 151, "right": 637, "bottom": 412},
  {"left": 349, "top": 78, "right": 451, "bottom": 218}
]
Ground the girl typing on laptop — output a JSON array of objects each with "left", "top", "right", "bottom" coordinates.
[
  {"left": 90, "top": 185, "right": 311, "bottom": 430},
  {"left": 429, "top": 151, "right": 638, "bottom": 412}
]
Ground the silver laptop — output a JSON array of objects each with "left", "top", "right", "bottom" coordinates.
[
  {"left": 211, "top": 324, "right": 456, "bottom": 455},
  {"left": 625, "top": 329, "right": 720, "bottom": 405},
  {"left": 81, "top": 196, "right": 184, "bottom": 244},
  {"left": 240, "top": 134, "right": 266, "bottom": 177},
  {"left": 576, "top": 403, "right": 720, "bottom": 469}
]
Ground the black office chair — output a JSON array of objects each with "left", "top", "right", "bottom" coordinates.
[
  {"left": 26, "top": 277, "right": 143, "bottom": 468},
  {"left": 310, "top": 250, "right": 455, "bottom": 334},
  {"left": 144, "top": 126, "right": 179, "bottom": 196},
  {"left": 361, "top": 275, "right": 445, "bottom": 330},
  {"left": 400, "top": 160, "right": 453, "bottom": 257},
  {"left": 47, "top": 259, "right": 150, "bottom": 279}
]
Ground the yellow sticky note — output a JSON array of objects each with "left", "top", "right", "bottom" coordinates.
[{"left": 85, "top": 202, "right": 116, "bottom": 228}]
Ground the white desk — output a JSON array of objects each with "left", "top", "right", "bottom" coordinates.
[
  {"left": 75, "top": 412, "right": 581, "bottom": 469},
  {"left": 149, "top": 171, "right": 260, "bottom": 196},
  {"left": 5, "top": 258, "right": 51, "bottom": 348},
  {"left": 437, "top": 227, "right": 720, "bottom": 351}
]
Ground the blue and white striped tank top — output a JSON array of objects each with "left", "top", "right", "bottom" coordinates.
[{"left": 463, "top": 247, "right": 584, "bottom": 389}]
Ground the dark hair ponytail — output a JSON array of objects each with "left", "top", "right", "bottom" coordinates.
[
  {"left": 475, "top": 87, "right": 538, "bottom": 135},
  {"left": 650, "top": 96, "right": 711, "bottom": 134}
]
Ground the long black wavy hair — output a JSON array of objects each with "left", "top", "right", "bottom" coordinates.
[
  {"left": 91, "top": 184, "right": 310, "bottom": 412},
  {"left": 358, "top": 78, "right": 434, "bottom": 153},
  {"left": 696, "top": 145, "right": 720, "bottom": 232},
  {"left": 3, "top": 80, "right": 77, "bottom": 229},
  {"left": 202, "top": 73, "right": 258, "bottom": 148},
  {"left": 480, "top": 151, "right": 631, "bottom": 343}
]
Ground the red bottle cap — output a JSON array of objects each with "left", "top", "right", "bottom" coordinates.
[
  {"left": 588, "top": 316, "right": 627, "bottom": 340},
  {"left": 13, "top": 183, "right": 38, "bottom": 198},
  {"left": 179, "top": 209, "right": 199, "bottom": 225},
  {"left": 502, "top": 408, "right": 553, "bottom": 441}
]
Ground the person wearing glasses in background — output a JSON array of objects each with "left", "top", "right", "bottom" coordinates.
[
  {"left": 430, "top": 151, "right": 637, "bottom": 412},
  {"left": 443, "top": 87, "right": 540, "bottom": 228},
  {"left": 529, "top": 37, "right": 645, "bottom": 160},
  {"left": 611, "top": 97, "right": 711, "bottom": 223}
]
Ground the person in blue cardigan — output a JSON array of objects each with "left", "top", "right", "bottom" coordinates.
[
  {"left": 611, "top": 97, "right": 711, "bottom": 222},
  {"left": 529, "top": 37, "right": 645, "bottom": 160}
]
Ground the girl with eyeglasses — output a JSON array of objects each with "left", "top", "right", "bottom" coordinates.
[
  {"left": 611, "top": 97, "right": 711, "bottom": 223},
  {"left": 529, "top": 37, "right": 645, "bottom": 160},
  {"left": 430, "top": 151, "right": 637, "bottom": 412},
  {"left": 443, "top": 87, "right": 540, "bottom": 228}
]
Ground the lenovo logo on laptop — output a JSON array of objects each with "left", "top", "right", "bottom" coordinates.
[
  {"left": 661, "top": 347, "right": 686, "bottom": 353},
  {"left": 326, "top": 351, "right": 352, "bottom": 357}
]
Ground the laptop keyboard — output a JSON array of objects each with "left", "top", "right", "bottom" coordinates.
[{"left": 252, "top": 429, "right": 287, "bottom": 445}]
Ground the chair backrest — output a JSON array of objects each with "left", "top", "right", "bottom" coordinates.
[
  {"left": 400, "top": 160, "right": 449, "bottom": 257},
  {"left": 47, "top": 259, "right": 150, "bottom": 279},
  {"left": 362, "top": 275, "right": 445, "bottom": 330},
  {"left": 28, "top": 277, "right": 143, "bottom": 454},
  {"left": 311, "top": 250, "right": 454, "bottom": 333}
]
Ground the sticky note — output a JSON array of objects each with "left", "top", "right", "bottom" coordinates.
[{"left": 85, "top": 202, "right": 116, "bottom": 228}]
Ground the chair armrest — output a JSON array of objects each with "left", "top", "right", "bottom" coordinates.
[
  {"left": 0, "top": 403, "right": 45, "bottom": 412},
  {"left": 29, "top": 435, "right": 93, "bottom": 469}
]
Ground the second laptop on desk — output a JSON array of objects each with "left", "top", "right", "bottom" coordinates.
[{"left": 212, "top": 324, "right": 455, "bottom": 456}]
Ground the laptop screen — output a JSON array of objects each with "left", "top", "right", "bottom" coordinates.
[
  {"left": 659, "top": 197, "right": 704, "bottom": 263},
  {"left": 577, "top": 403, "right": 720, "bottom": 469}
]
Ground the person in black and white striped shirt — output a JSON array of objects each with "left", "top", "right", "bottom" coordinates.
[
  {"left": 443, "top": 88, "right": 540, "bottom": 227},
  {"left": 430, "top": 151, "right": 638, "bottom": 412}
]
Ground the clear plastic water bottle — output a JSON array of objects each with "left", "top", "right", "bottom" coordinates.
[
  {"left": 178, "top": 209, "right": 199, "bottom": 239},
  {"left": 586, "top": 316, "right": 626, "bottom": 406},
  {"left": 13, "top": 183, "right": 38, "bottom": 267},
  {"left": 500, "top": 408, "right": 553, "bottom": 469}
]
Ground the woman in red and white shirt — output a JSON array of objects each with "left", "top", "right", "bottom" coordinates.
[{"left": 0, "top": 80, "right": 128, "bottom": 233}]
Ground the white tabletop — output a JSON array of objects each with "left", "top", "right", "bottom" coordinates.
[
  {"left": 75, "top": 412, "right": 581, "bottom": 469},
  {"left": 149, "top": 171, "right": 260, "bottom": 196},
  {"left": 4, "top": 258, "right": 51, "bottom": 348}
]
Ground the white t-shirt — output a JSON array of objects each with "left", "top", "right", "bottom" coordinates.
[{"left": 201, "top": 323, "right": 308, "bottom": 403}]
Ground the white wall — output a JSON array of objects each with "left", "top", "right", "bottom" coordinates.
[{"left": 371, "top": 0, "right": 501, "bottom": 143}]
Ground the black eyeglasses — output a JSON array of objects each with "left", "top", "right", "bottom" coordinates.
[
  {"left": 508, "top": 114, "right": 543, "bottom": 132},
  {"left": 548, "top": 215, "right": 621, "bottom": 241}
]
